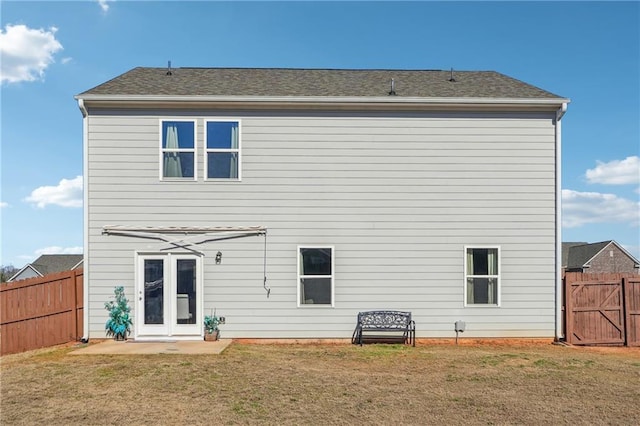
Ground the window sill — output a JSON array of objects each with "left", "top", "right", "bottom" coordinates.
[
  {"left": 297, "top": 304, "right": 335, "bottom": 308},
  {"left": 464, "top": 304, "right": 501, "bottom": 308}
]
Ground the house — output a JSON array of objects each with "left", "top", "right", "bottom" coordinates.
[
  {"left": 75, "top": 67, "right": 569, "bottom": 342},
  {"left": 8, "top": 254, "right": 83, "bottom": 282},
  {"left": 563, "top": 241, "right": 640, "bottom": 274}
]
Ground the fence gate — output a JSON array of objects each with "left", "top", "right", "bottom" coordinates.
[
  {"left": 625, "top": 277, "right": 640, "bottom": 347},
  {"left": 565, "top": 278, "right": 625, "bottom": 345},
  {"left": 564, "top": 273, "right": 640, "bottom": 346}
]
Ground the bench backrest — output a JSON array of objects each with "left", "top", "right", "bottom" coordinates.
[{"left": 357, "top": 311, "right": 412, "bottom": 330}]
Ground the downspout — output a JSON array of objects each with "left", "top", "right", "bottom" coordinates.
[
  {"left": 78, "top": 99, "right": 90, "bottom": 343},
  {"left": 555, "top": 102, "right": 567, "bottom": 341}
]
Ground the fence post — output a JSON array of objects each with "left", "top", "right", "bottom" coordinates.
[
  {"left": 623, "top": 277, "right": 640, "bottom": 347},
  {"left": 73, "top": 269, "right": 79, "bottom": 341}
]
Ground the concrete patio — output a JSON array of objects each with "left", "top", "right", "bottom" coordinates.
[{"left": 70, "top": 339, "right": 232, "bottom": 355}]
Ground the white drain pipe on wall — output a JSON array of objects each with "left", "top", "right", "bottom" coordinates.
[
  {"left": 78, "top": 99, "right": 90, "bottom": 343},
  {"left": 555, "top": 102, "right": 568, "bottom": 341}
]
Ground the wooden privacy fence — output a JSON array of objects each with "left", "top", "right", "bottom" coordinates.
[
  {"left": 1, "top": 269, "right": 83, "bottom": 355},
  {"left": 564, "top": 272, "right": 640, "bottom": 347}
]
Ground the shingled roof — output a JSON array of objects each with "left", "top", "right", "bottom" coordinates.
[
  {"left": 562, "top": 242, "right": 588, "bottom": 268},
  {"left": 564, "top": 241, "right": 639, "bottom": 270},
  {"left": 78, "top": 67, "right": 565, "bottom": 99},
  {"left": 30, "top": 254, "right": 84, "bottom": 275},
  {"left": 8, "top": 254, "right": 83, "bottom": 282},
  {"left": 564, "top": 242, "right": 611, "bottom": 270}
]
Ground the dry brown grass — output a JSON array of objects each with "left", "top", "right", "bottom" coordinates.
[{"left": 2, "top": 341, "right": 639, "bottom": 425}]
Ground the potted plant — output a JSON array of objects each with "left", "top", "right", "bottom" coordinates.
[
  {"left": 204, "top": 310, "right": 220, "bottom": 341},
  {"left": 104, "top": 286, "right": 133, "bottom": 341}
]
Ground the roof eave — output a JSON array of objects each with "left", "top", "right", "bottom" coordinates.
[
  {"left": 75, "top": 94, "right": 570, "bottom": 104},
  {"left": 75, "top": 94, "right": 570, "bottom": 112}
]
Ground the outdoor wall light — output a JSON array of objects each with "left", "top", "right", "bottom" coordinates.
[{"left": 215, "top": 251, "right": 222, "bottom": 264}]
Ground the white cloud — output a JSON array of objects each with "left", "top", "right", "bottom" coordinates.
[
  {"left": 98, "top": 0, "right": 113, "bottom": 12},
  {"left": 0, "top": 24, "right": 63, "bottom": 84},
  {"left": 61, "top": 57, "right": 72, "bottom": 64},
  {"left": 585, "top": 156, "right": 640, "bottom": 185},
  {"left": 24, "top": 176, "right": 83, "bottom": 208},
  {"left": 562, "top": 189, "right": 640, "bottom": 228},
  {"left": 35, "top": 246, "right": 83, "bottom": 256},
  {"left": 0, "top": 202, "right": 8, "bottom": 208}
]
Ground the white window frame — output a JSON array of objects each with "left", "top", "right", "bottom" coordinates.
[
  {"left": 204, "top": 119, "right": 242, "bottom": 181},
  {"left": 463, "top": 245, "right": 501, "bottom": 307},
  {"left": 159, "top": 119, "right": 197, "bottom": 181},
  {"left": 297, "top": 245, "right": 335, "bottom": 308}
]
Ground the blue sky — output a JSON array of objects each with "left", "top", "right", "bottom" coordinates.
[{"left": 1, "top": 1, "right": 639, "bottom": 268}]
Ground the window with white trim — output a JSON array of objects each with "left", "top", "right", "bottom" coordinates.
[
  {"left": 205, "top": 120, "right": 240, "bottom": 180},
  {"left": 160, "top": 120, "right": 196, "bottom": 180},
  {"left": 464, "top": 246, "right": 500, "bottom": 306},
  {"left": 298, "top": 246, "right": 334, "bottom": 306}
]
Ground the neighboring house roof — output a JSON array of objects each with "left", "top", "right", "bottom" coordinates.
[
  {"left": 8, "top": 254, "right": 83, "bottom": 282},
  {"left": 77, "top": 67, "right": 566, "bottom": 100},
  {"left": 564, "top": 241, "right": 640, "bottom": 270},
  {"left": 561, "top": 242, "right": 588, "bottom": 268}
]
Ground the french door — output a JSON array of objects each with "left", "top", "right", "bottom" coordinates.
[{"left": 136, "top": 254, "right": 202, "bottom": 338}]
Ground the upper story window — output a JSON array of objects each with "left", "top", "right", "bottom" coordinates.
[
  {"left": 206, "top": 120, "right": 240, "bottom": 180},
  {"left": 298, "top": 246, "right": 334, "bottom": 307},
  {"left": 160, "top": 120, "right": 196, "bottom": 180},
  {"left": 464, "top": 246, "right": 500, "bottom": 306}
]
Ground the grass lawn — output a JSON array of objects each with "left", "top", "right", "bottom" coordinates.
[{"left": 1, "top": 341, "right": 639, "bottom": 425}]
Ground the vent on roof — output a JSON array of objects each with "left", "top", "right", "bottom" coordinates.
[
  {"left": 166, "top": 60, "right": 172, "bottom": 76},
  {"left": 448, "top": 67, "right": 456, "bottom": 82},
  {"left": 388, "top": 78, "right": 397, "bottom": 96}
]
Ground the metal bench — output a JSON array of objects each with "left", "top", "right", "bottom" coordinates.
[{"left": 352, "top": 310, "right": 416, "bottom": 347}]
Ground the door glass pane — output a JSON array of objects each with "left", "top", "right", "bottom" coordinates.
[
  {"left": 144, "top": 259, "right": 164, "bottom": 324},
  {"left": 176, "top": 259, "right": 197, "bottom": 324}
]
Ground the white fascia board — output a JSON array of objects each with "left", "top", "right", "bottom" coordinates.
[
  {"left": 75, "top": 94, "right": 571, "bottom": 109},
  {"left": 8, "top": 264, "right": 43, "bottom": 282},
  {"left": 613, "top": 241, "right": 640, "bottom": 264}
]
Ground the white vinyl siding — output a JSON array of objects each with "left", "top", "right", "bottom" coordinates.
[{"left": 86, "top": 110, "right": 557, "bottom": 339}]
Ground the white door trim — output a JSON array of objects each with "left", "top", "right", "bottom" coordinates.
[{"left": 135, "top": 252, "right": 203, "bottom": 340}]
